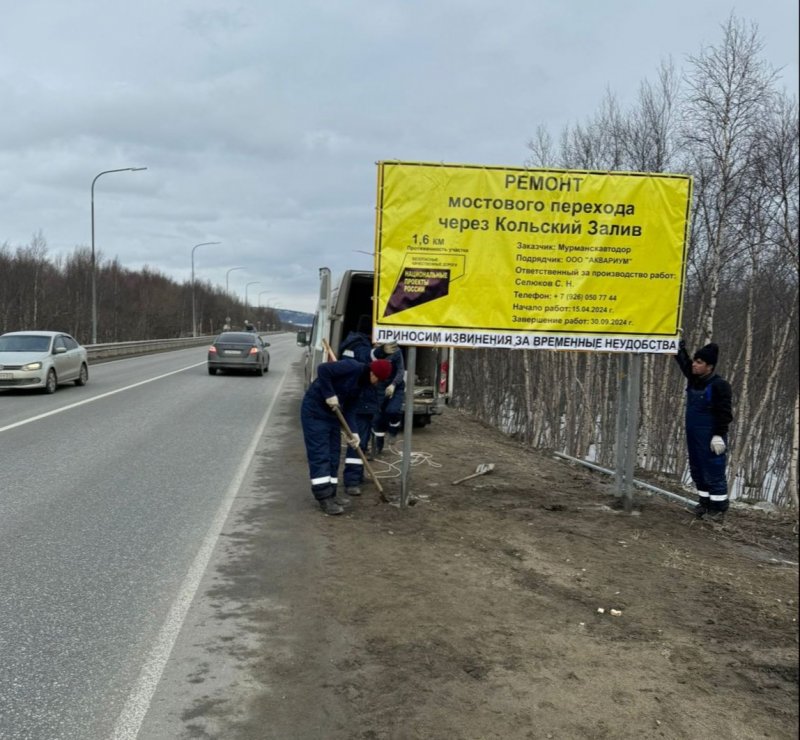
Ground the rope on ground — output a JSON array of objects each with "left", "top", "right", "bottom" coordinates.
[{"left": 370, "top": 443, "right": 442, "bottom": 481}]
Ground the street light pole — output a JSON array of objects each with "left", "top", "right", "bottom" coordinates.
[
  {"left": 225, "top": 266, "right": 244, "bottom": 295},
  {"left": 244, "top": 281, "right": 261, "bottom": 312},
  {"left": 191, "top": 241, "right": 221, "bottom": 337},
  {"left": 244, "top": 280, "right": 261, "bottom": 311},
  {"left": 259, "top": 290, "right": 272, "bottom": 331},
  {"left": 91, "top": 167, "right": 147, "bottom": 344}
]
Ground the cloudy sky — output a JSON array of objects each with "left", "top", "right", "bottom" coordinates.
[{"left": 1, "top": 1, "right": 797, "bottom": 314}]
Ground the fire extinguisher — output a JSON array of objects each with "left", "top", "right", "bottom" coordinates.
[{"left": 438, "top": 360, "right": 449, "bottom": 394}]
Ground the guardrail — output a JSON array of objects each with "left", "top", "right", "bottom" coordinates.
[{"left": 86, "top": 336, "right": 214, "bottom": 361}]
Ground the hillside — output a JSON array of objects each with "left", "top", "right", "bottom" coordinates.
[{"left": 276, "top": 309, "right": 313, "bottom": 327}]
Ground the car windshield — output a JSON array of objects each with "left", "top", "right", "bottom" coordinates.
[
  {"left": 216, "top": 333, "right": 256, "bottom": 344},
  {"left": 0, "top": 335, "right": 52, "bottom": 352}
]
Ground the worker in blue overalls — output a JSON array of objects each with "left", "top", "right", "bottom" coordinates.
[
  {"left": 338, "top": 315, "right": 379, "bottom": 496},
  {"left": 372, "top": 340, "right": 406, "bottom": 455},
  {"left": 300, "top": 357, "right": 392, "bottom": 515},
  {"left": 674, "top": 340, "right": 733, "bottom": 523}
]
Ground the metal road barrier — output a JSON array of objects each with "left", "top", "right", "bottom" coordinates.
[{"left": 85, "top": 336, "right": 214, "bottom": 362}]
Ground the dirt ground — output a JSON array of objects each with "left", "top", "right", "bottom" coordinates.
[{"left": 198, "top": 402, "right": 798, "bottom": 740}]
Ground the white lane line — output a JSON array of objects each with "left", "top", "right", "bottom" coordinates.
[
  {"left": 0, "top": 363, "right": 205, "bottom": 434},
  {"left": 110, "top": 364, "right": 290, "bottom": 740}
]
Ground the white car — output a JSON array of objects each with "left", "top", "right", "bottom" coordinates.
[{"left": 0, "top": 331, "right": 89, "bottom": 393}]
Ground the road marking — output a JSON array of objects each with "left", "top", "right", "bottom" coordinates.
[
  {"left": 110, "top": 363, "right": 290, "bottom": 740},
  {"left": 0, "top": 363, "right": 205, "bottom": 434}
]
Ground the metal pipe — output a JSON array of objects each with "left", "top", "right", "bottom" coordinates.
[{"left": 552, "top": 451, "right": 695, "bottom": 507}]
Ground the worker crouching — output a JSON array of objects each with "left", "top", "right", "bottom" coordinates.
[{"left": 300, "top": 358, "right": 393, "bottom": 515}]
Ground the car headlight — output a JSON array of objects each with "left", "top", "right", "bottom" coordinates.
[{"left": 23, "top": 361, "right": 43, "bottom": 371}]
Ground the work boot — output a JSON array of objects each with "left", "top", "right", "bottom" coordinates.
[
  {"left": 345, "top": 486, "right": 362, "bottom": 496},
  {"left": 705, "top": 509, "right": 726, "bottom": 525},
  {"left": 692, "top": 503, "right": 708, "bottom": 518},
  {"left": 319, "top": 497, "right": 344, "bottom": 516},
  {"left": 334, "top": 493, "right": 351, "bottom": 506}
]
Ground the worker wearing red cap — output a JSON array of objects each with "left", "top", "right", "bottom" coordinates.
[{"left": 300, "top": 358, "right": 393, "bottom": 515}]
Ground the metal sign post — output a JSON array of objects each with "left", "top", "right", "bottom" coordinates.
[
  {"left": 615, "top": 354, "right": 642, "bottom": 512},
  {"left": 400, "top": 347, "right": 417, "bottom": 508}
]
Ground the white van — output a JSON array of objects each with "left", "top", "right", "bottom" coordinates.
[{"left": 297, "top": 267, "right": 451, "bottom": 427}]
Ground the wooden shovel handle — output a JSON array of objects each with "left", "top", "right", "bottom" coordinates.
[
  {"left": 322, "top": 338, "right": 337, "bottom": 362},
  {"left": 332, "top": 406, "right": 387, "bottom": 500}
]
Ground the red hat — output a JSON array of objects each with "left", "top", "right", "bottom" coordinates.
[{"left": 369, "top": 359, "right": 392, "bottom": 381}]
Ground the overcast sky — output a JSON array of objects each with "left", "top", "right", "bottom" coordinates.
[{"left": 1, "top": 1, "right": 797, "bottom": 314}]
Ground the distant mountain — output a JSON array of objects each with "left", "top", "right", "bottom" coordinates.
[{"left": 277, "top": 309, "right": 313, "bottom": 327}]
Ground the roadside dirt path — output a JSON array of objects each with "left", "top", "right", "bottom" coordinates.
[{"left": 180, "top": 403, "right": 799, "bottom": 740}]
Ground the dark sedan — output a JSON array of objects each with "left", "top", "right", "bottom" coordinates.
[{"left": 207, "top": 332, "right": 270, "bottom": 376}]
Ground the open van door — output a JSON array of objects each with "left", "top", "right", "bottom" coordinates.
[{"left": 301, "top": 267, "right": 332, "bottom": 386}]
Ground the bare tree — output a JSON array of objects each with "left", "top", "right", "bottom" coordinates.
[
  {"left": 681, "top": 15, "right": 778, "bottom": 341},
  {"left": 458, "top": 14, "right": 798, "bottom": 508},
  {"left": 623, "top": 60, "right": 681, "bottom": 173}
]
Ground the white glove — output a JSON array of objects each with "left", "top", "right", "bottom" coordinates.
[
  {"left": 385, "top": 383, "right": 395, "bottom": 398},
  {"left": 325, "top": 395, "right": 339, "bottom": 409},
  {"left": 710, "top": 435, "right": 726, "bottom": 455},
  {"left": 349, "top": 433, "right": 360, "bottom": 448}
]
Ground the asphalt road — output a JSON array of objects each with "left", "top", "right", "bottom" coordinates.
[{"left": 0, "top": 334, "right": 301, "bottom": 740}]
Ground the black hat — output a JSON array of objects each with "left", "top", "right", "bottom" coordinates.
[
  {"left": 693, "top": 343, "right": 719, "bottom": 366},
  {"left": 356, "top": 314, "right": 372, "bottom": 335}
]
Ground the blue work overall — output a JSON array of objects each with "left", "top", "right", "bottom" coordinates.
[{"left": 685, "top": 384, "right": 729, "bottom": 512}]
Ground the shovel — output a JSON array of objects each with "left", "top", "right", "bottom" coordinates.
[
  {"left": 452, "top": 463, "right": 495, "bottom": 485},
  {"left": 321, "top": 338, "right": 388, "bottom": 502}
]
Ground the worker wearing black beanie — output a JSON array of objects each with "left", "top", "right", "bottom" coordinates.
[
  {"left": 693, "top": 343, "right": 719, "bottom": 366},
  {"left": 674, "top": 337, "right": 733, "bottom": 523}
]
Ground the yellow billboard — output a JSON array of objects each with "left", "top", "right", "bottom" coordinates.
[{"left": 373, "top": 161, "right": 691, "bottom": 354}]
